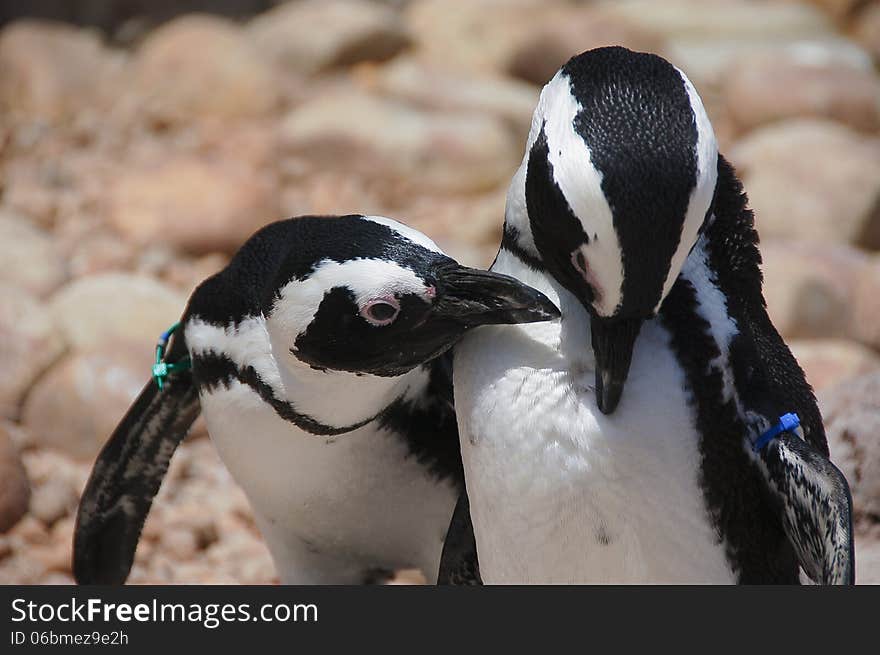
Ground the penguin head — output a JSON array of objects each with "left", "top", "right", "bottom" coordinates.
[
  {"left": 513, "top": 47, "right": 718, "bottom": 414},
  {"left": 265, "top": 215, "right": 559, "bottom": 378}
]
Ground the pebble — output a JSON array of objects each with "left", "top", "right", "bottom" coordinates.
[
  {"left": 107, "top": 155, "right": 280, "bottom": 254},
  {"left": 132, "top": 14, "right": 280, "bottom": 124},
  {"left": 48, "top": 273, "right": 185, "bottom": 352},
  {"left": 20, "top": 342, "right": 154, "bottom": 461},
  {"left": 0, "top": 211, "right": 67, "bottom": 297},
  {"left": 820, "top": 372, "right": 880, "bottom": 519},
  {"left": 280, "top": 88, "right": 518, "bottom": 193},
  {"left": 247, "top": 0, "right": 410, "bottom": 76},
  {"left": 789, "top": 339, "right": 880, "bottom": 391},
  {"left": 731, "top": 120, "right": 880, "bottom": 249},
  {"left": 0, "top": 285, "right": 66, "bottom": 420},
  {"left": 0, "top": 423, "right": 30, "bottom": 533}
]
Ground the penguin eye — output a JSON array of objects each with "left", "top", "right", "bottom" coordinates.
[
  {"left": 360, "top": 297, "right": 400, "bottom": 326},
  {"left": 571, "top": 249, "right": 589, "bottom": 277}
]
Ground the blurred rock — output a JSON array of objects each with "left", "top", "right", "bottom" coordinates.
[
  {"left": 29, "top": 477, "right": 77, "bottom": 527},
  {"left": 66, "top": 232, "right": 137, "bottom": 278},
  {"left": 133, "top": 14, "right": 280, "bottom": 124},
  {"left": 48, "top": 273, "right": 185, "bottom": 351},
  {"left": 731, "top": 120, "right": 880, "bottom": 249},
  {"left": 506, "top": 6, "right": 667, "bottom": 85},
  {"left": 857, "top": 537, "right": 880, "bottom": 584},
  {"left": 369, "top": 57, "right": 538, "bottom": 136},
  {"left": 405, "top": 0, "right": 543, "bottom": 73},
  {"left": 853, "top": 3, "right": 880, "bottom": 61},
  {"left": 852, "top": 256, "right": 880, "bottom": 350},
  {"left": 247, "top": 0, "right": 409, "bottom": 76},
  {"left": 20, "top": 341, "right": 153, "bottom": 461},
  {"left": 0, "top": 423, "right": 30, "bottom": 533},
  {"left": 820, "top": 372, "right": 880, "bottom": 519},
  {"left": 0, "top": 285, "right": 65, "bottom": 419},
  {"left": 0, "top": 20, "right": 119, "bottom": 122},
  {"left": 0, "top": 212, "right": 67, "bottom": 297},
  {"left": 107, "top": 156, "right": 279, "bottom": 254},
  {"left": 401, "top": 188, "right": 507, "bottom": 256},
  {"left": 805, "top": 0, "right": 865, "bottom": 21},
  {"left": 761, "top": 240, "right": 868, "bottom": 340},
  {"left": 602, "top": 0, "right": 872, "bottom": 91},
  {"left": 599, "top": 0, "right": 833, "bottom": 40},
  {"left": 280, "top": 171, "right": 388, "bottom": 219},
  {"left": 789, "top": 339, "right": 880, "bottom": 391},
  {"left": 280, "top": 89, "right": 518, "bottom": 193},
  {"left": 723, "top": 53, "right": 880, "bottom": 133},
  {"left": 162, "top": 253, "right": 228, "bottom": 294}
]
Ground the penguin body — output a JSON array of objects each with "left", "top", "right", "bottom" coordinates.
[
  {"left": 74, "top": 214, "right": 558, "bottom": 584},
  {"left": 456, "top": 253, "right": 735, "bottom": 583},
  {"left": 445, "top": 48, "right": 853, "bottom": 584}
]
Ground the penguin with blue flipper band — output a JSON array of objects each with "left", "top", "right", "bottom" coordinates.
[
  {"left": 73, "top": 214, "right": 559, "bottom": 585},
  {"left": 441, "top": 47, "right": 854, "bottom": 585}
]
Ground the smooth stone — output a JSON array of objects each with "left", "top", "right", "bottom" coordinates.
[
  {"left": 0, "top": 211, "right": 67, "bottom": 297},
  {"left": 20, "top": 341, "right": 155, "bottom": 461},
  {"left": 0, "top": 423, "right": 30, "bottom": 533},
  {"left": 0, "top": 285, "right": 66, "bottom": 420},
  {"left": 107, "top": 155, "right": 279, "bottom": 254},
  {"left": 48, "top": 273, "right": 185, "bottom": 352},
  {"left": 132, "top": 14, "right": 280, "bottom": 123},
  {"left": 731, "top": 120, "right": 880, "bottom": 249},
  {"left": 723, "top": 52, "right": 880, "bottom": 132},
  {"left": 820, "top": 372, "right": 880, "bottom": 519},
  {"left": 0, "top": 20, "right": 120, "bottom": 122},
  {"left": 247, "top": 0, "right": 409, "bottom": 76},
  {"left": 761, "top": 240, "right": 868, "bottom": 341},
  {"left": 280, "top": 88, "right": 518, "bottom": 193},
  {"left": 789, "top": 339, "right": 880, "bottom": 392}
]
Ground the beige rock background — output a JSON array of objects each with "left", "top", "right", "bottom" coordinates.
[{"left": 0, "top": 0, "right": 879, "bottom": 584}]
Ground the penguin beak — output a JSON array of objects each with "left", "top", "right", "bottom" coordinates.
[
  {"left": 591, "top": 316, "right": 643, "bottom": 415},
  {"left": 437, "top": 266, "right": 560, "bottom": 326}
]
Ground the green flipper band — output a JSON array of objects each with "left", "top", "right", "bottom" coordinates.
[{"left": 153, "top": 321, "right": 192, "bottom": 391}]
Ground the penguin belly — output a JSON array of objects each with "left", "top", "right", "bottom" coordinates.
[
  {"left": 200, "top": 381, "right": 457, "bottom": 584},
  {"left": 455, "top": 317, "right": 736, "bottom": 584}
]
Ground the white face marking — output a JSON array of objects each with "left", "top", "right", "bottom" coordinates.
[
  {"left": 541, "top": 71, "right": 624, "bottom": 318},
  {"left": 268, "top": 257, "right": 431, "bottom": 343},
  {"left": 360, "top": 215, "right": 444, "bottom": 254},
  {"left": 657, "top": 69, "right": 718, "bottom": 311}
]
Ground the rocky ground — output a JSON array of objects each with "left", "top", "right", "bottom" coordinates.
[{"left": 1, "top": 0, "right": 879, "bottom": 584}]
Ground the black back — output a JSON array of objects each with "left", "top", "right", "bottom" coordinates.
[{"left": 660, "top": 156, "right": 826, "bottom": 582}]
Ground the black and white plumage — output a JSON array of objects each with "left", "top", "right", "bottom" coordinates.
[
  {"left": 442, "top": 47, "right": 854, "bottom": 584},
  {"left": 73, "top": 214, "right": 558, "bottom": 585}
]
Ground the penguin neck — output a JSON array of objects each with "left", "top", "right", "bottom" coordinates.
[
  {"left": 494, "top": 165, "right": 593, "bottom": 354},
  {"left": 273, "top": 345, "right": 430, "bottom": 433}
]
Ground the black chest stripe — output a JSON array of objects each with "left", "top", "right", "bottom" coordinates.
[
  {"left": 192, "top": 351, "right": 377, "bottom": 437},
  {"left": 191, "top": 351, "right": 464, "bottom": 485}
]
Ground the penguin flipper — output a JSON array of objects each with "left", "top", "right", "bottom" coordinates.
[
  {"left": 753, "top": 431, "right": 855, "bottom": 585},
  {"left": 73, "top": 367, "right": 199, "bottom": 584},
  {"left": 437, "top": 490, "right": 482, "bottom": 585}
]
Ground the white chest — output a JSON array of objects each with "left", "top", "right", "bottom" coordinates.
[
  {"left": 200, "top": 383, "right": 457, "bottom": 583},
  {"left": 454, "top": 307, "right": 735, "bottom": 583}
]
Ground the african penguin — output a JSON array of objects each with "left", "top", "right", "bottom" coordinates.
[
  {"left": 441, "top": 47, "right": 854, "bottom": 584},
  {"left": 74, "top": 214, "right": 558, "bottom": 584}
]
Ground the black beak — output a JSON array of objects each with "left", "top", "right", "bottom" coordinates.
[
  {"left": 437, "top": 265, "right": 560, "bottom": 326},
  {"left": 591, "top": 316, "right": 643, "bottom": 415}
]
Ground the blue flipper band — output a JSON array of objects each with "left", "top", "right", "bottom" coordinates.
[{"left": 753, "top": 413, "right": 800, "bottom": 452}]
